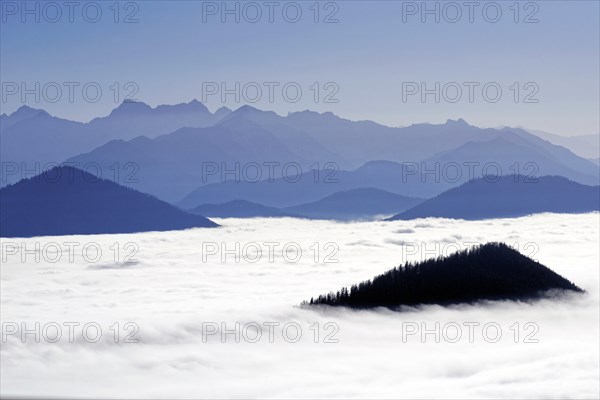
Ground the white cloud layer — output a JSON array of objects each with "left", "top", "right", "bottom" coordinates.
[{"left": 1, "top": 213, "right": 599, "bottom": 398}]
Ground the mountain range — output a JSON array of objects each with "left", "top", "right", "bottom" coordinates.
[
  {"left": 188, "top": 188, "right": 424, "bottom": 220},
  {"left": 2, "top": 101, "right": 599, "bottom": 222},
  {"left": 67, "top": 109, "right": 345, "bottom": 202},
  {"left": 3, "top": 102, "right": 598, "bottom": 206},
  {"left": 0, "top": 100, "right": 230, "bottom": 184}
]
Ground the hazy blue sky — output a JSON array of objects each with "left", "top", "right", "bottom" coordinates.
[{"left": 1, "top": 0, "right": 598, "bottom": 135}]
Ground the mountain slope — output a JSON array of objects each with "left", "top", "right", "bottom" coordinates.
[
  {"left": 306, "top": 242, "right": 583, "bottom": 309},
  {"left": 387, "top": 175, "right": 600, "bottom": 221},
  {"left": 424, "top": 136, "right": 599, "bottom": 186},
  {"left": 0, "top": 166, "right": 217, "bottom": 237},
  {"left": 1, "top": 112, "right": 90, "bottom": 167},
  {"left": 526, "top": 128, "right": 600, "bottom": 160},
  {"left": 0, "top": 105, "right": 49, "bottom": 133}
]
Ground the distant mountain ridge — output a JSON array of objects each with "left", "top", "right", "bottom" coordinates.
[
  {"left": 0, "top": 100, "right": 230, "bottom": 186},
  {"left": 173, "top": 110, "right": 598, "bottom": 205},
  {"left": 0, "top": 105, "right": 49, "bottom": 133},
  {"left": 522, "top": 128, "right": 600, "bottom": 160},
  {"left": 178, "top": 161, "right": 444, "bottom": 209},
  {"left": 3, "top": 102, "right": 599, "bottom": 207},
  {"left": 189, "top": 199, "right": 301, "bottom": 218},
  {"left": 187, "top": 188, "right": 424, "bottom": 220},
  {"left": 423, "top": 136, "right": 599, "bottom": 186},
  {"left": 284, "top": 188, "right": 424, "bottom": 220},
  {"left": 68, "top": 113, "right": 343, "bottom": 202}
]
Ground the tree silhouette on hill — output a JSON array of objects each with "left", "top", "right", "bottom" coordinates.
[{"left": 306, "top": 242, "right": 583, "bottom": 309}]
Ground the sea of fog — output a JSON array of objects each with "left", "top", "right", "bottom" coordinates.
[{"left": 1, "top": 213, "right": 599, "bottom": 399}]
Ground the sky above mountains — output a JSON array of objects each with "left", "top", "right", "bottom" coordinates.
[{"left": 1, "top": 1, "right": 598, "bottom": 135}]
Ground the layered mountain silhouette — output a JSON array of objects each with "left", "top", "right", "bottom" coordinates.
[
  {"left": 306, "top": 242, "right": 583, "bottom": 309},
  {"left": 424, "top": 136, "right": 599, "bottom": 185},
  {"left": 179, "top": 160, "right": 474, "bottom": 209},
  {"left": 523, "top": 128, "right": 600, "bottom": 160},
  {"left": 0, "top": 166, "right": 217, "bottom": 237},
  {"left": 67, "top": 108, "right": 345, "bottom": 202},
  {"left": 187, "top": 188, "right": 424, "bottom": 220},
  {"left": 284, "top": 188, "right": 423, "bottom": 220},
  {"left": 4, "top": 102, "right": 599, "bottom": 206},
  {"left": 189, "top": 199, "right": 301, "bottom": 218},
  {"left": 174, "top": 112, "right": 598, "bottom": 206},
  {"left": 282, "top": 113, "right": 599, "bottom": 175},
  {"left": 0, "top": 100, "right": 230, "bottom": 185},
  {"left": 387, "top": 175, "right": 600, "bottom": 221},
  {"left": 0, "top": 105, "right": 49, "bottom": 133},
  {"left": 87, "top": 99, "right": 228, "bottom": 141}
]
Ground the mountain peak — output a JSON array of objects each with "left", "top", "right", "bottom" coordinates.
[
  {"left": 220, "top": 104, "right": 280, "bottom": 124},
  {"left": 155, "top": 99, "right": 210, "bottom": 114},
  {"left": 9, "top": 105, "right": 49, "bottom": 119},
  {"left": 110, "top": 100, "right": 153, "bottom": 116},
  {"left": 234, "top": 104, "right": 262, "bottom": 114},
  {"left": 445, "top": 118, "right": 469, "bottom": 126},
  {"left": 180, "top": 99, "right": 207, "bottom": 110},
  {"left": 176, "top": 98, "right": 204, "bottom": 109},
  {"left": 288, "top": 109, "right": 339, "bottom": 119},
  {"left": 214, "top": 106, "right": 232, "bottom": 119}
]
